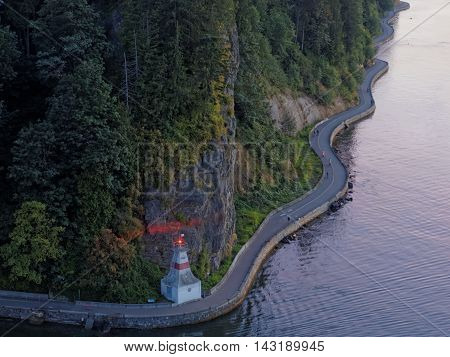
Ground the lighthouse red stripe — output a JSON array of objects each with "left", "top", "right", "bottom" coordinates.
[{"left": 173, "top": 262, "right": 190, "bottom": 270}]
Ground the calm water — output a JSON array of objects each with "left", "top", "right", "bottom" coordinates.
[{"left": 1, "top": 0, "right": 450, "bottom": 337}]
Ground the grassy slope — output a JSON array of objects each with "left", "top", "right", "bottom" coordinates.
[{"left": 201, "top": 125, "right": 322, "bottom": 290}]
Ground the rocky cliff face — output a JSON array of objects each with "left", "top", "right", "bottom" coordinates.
[
  {"left": 269, "top": 92, "right": 348, "bottom": 135},
  {"left": 142, "top": 26, "right": 239, "bottom": 271}
]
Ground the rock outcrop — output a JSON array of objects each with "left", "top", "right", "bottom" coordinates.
[
  {"left": 269, "top": 91, "right": 348, "bottom": 135},
  {"left": 142, "top": 26, "right": 240, "bottom": 271}
]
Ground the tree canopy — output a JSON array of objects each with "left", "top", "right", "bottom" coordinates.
[{"left": 1, "top": 201, "right": 63, "bottom": 285}]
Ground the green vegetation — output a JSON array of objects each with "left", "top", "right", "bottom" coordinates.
[
  {"left": 200, "top": 126, "right": 322, "bottom": 290},
  {"left": 236, "top": 0, "right": 392, "bottom": 146},
  {"left": 191, "top": 244, "right": 211, "bottom": 283},
  {"left": 1, "top": 201, "right": 63, "bottom": 286},
  {"left": 0, "top": 0, "right": 156, "bottom": 302},
  {"left": 0, "top": 0, "right": 393, "bottom": 301},
  {"left": 119, "top": 0, "right": 234, "bottom": 151},
  {"left": 235, "top": 128, "right": 322, "bottom": 242}
]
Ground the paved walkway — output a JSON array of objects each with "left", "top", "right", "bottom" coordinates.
[{"left": 0, "top": 3, "right": 409, "bottom": 329}]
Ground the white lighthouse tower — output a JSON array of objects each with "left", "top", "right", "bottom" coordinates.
[{"left": 160, "top": 234, "right": 201, "bottom": 304}]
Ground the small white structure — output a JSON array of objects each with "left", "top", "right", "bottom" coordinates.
[{"left": 160, "top": 234, "right": 201, "bottom": 304}]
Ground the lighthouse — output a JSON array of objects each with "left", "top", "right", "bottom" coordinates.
[{"left": 160, "top": 234, "right": 201, "bottom": 304}]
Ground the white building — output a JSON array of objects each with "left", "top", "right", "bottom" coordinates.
[{"left": 160, "top": 234, "right": 201, "bottom": 304}]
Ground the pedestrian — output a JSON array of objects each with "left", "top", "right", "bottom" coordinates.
[
  {"left": 326, "top": 171, "right": 329, "bottom": 179},
  {"left": 329, "top": 158, "right": 332, "bottom": 166},
  {"left": 322, "top": 151, "right": 325, "bottom": 158}
]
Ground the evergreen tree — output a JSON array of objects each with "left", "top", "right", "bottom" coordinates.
[
  {"left": 120, "top": 0, "right": 233, "bottom": 145},
  {"left": 377, "top": 0, "right": 394, "bottom": 11},
  {"left": 0, "top": 23, "right": 20, "bottom": 164},
  {"left": 0, "top": 24, "right": 21, "bottom": 242},
  {"left": 0, "top": 24, "right": 20, "bottom": 88},
  {"left": 1, "top": 0, "right": 42, "bottom": 57},
  {"left": 10, "top": 60, "right": 135, "bottom": 247},
  {"left": 364, "top": 0, "right": 382, "bottom": 35},
  {"left": 33, "top": 0, "right": 106, "bottom": 83}
]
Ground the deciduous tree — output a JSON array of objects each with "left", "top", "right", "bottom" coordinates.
[{"left": 0, "top": 201, "right": 64, "bottom": 285}]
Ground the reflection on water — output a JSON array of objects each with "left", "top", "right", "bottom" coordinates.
[{"left": 2, "top": 0, "right": 450, "bottom": 337}]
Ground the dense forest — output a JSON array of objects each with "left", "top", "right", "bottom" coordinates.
[{"left": 0, "top": 0, "right": 393, "bottom": 302}]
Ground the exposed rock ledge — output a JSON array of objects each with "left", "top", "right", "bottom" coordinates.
[{"left": 270, "top": 92, "right": 349, "bottom": 134}]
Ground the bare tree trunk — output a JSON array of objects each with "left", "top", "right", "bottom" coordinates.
[
  {"left": 134, "top": 31, "right": 139, "bottom": 79},
  {"left": 25, "top": 27, "right": 30, "bottom": 57},
  {"left": 124, "top": 52, "right": 129, "bottom": 111},
  {"left": 301, "top": 25, "right": 305, "bottom": 52}
]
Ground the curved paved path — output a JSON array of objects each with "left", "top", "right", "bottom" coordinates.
[{"left": 0, "top": 3, "right": 409, "bottom": 330}]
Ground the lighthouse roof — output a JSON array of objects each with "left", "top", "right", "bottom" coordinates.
[{"left": 161, "top": 268, "right": 200, "bottom": 287}]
